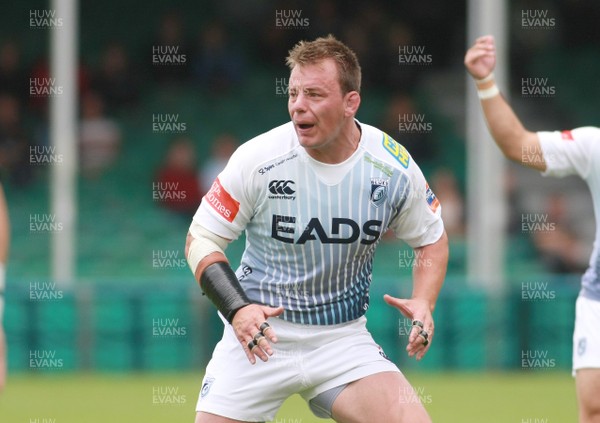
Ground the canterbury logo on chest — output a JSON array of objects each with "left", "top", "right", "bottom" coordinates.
[{"left": 267, "top": 180, "right": 296, "bottom": 200}]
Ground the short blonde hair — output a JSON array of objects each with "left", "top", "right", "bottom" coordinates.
[{"left": 286, "top": 34, "right": 361, "bottom": 94}]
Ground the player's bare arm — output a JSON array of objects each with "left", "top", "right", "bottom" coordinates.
[
  {"left": 384, "top": 229, "right": 448, "bottom": 361},
  {"left": 185, "top": 229, "right": 283, "bottom": 365},
  {"left": 464, "top": 35, "right": 546, "bottom": 171}
]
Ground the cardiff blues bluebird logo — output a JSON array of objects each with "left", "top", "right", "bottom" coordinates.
[
  {"left": 377, "top": 344, "right": 392, "bottom": 362},
  {"left": 370, "top": 178, "right": 389, "bottom": 208},
  {"left": 577, "top": 337, "right": 587, "bottom": 356},
  {"left": 200, "top": 376, "right": 215, "bottom": 398}
]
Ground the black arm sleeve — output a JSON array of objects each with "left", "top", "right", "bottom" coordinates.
[{"left": 200, "top": 261, "right": 252, "bottom": 323}]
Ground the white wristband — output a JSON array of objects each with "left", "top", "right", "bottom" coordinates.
[
  {"left": 475, "top": 72, "right": 495, "bottom": 84},
  {"left": 477, "top": 84, "right": 500, "bottom": 100}
]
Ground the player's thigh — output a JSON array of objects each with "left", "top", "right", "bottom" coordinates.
[
  {"left": 195, "top": 411, "right": 256, "bottom": 423},
  {"left": 576, "top": 369, "right": 600, "bottom": 422},
  {"left": 331, "top": 371, "right": 431, "bottom": 423}
]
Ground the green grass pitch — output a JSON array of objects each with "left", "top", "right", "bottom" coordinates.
[{"left": 0, "top": 371, "right": 577, "bottom": 422}]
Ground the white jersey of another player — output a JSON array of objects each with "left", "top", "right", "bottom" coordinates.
[
  {"left": 193, "top": 120, "right": 444, "bottom": 325},
  {"left": 539, "top": 126, "right": 600, "bottom": 302}
]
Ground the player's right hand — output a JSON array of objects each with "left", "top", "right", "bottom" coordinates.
[
  {"left": 384, "top": 295, "right": 434, "bottom": 361},
  {"left": 464, "top": 35, "right": 496, "bottom": 80},
  {"left": 231, "top": 304, "right": 284, "bottom": 364}
]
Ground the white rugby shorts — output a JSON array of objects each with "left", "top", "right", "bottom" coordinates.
[
  {"left": 573, "top": 295, "right": 600, "bottom": 375},
  {"left": 196, "top": 314, "right": 400, "bottom": 422}
]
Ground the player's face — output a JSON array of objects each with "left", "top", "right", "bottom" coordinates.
[{"left": 288, "top": 59, "right": 358, "bottom": 157}]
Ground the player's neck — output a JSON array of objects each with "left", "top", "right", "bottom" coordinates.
[{"left": 306, "top": 121, "right": 362, "bottom": 164}]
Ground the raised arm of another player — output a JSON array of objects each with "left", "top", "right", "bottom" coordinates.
[{"left": 464, "top": 35, "right": 546, "bottom": 171}]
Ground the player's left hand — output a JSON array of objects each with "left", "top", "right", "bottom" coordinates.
[
  {"left": 383, "top": 294, "right": 434, "bottom": 361},
  {"left": 464, "top": 35, "right": 496, "bottom": 80},
  {"left": 231, "top": 304, "right": 285, "bottom": 365}
]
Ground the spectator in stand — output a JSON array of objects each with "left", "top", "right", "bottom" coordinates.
[
  {"left": 79, "top": 91, "right": 121, "bottom": 178},
  {"left": 531, "top": 194, "right": 588, "bottom": 274},
  {"left": 430, "top": 168, "right": 465, "bottom": 238},
  {"left": 28, "top": 55, "right": 91, "bottom": 118},
  {"left": 384, "top": 23, "right": 421, "bottom": 92},
  {"left": 0, "top": 94, "right": 32, "bottom": 186},
  {"left": 193, "top": 22, "right": 245, "bottom": 95},
  {"left": 307, "top": 0, "right": 343, "bottom": 41},
  {"left": 0, "top": 41, "right": 27, "bottom": 102},
  {"left": 380, "top": 93, "right": 434, "bottom": 165},
  {"left": 156, "top": 135, "right": 203, "bottom": 217},
  {"left": 91, "top": 42, "right": 140, "bottom": 112},
  {"left": 148, "top": 11, "right": 191, "bottom": 85},
  {"left": 199, "top": 133, "right": 238, "bottom": 194}
]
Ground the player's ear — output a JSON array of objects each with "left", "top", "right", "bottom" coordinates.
[{"left": 344, "top": 91, "right": 360, "bottom": 117}]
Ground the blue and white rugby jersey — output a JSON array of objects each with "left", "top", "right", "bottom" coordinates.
[
  {"left": 539, "top": 127, "right": 600, "bottom": 302},
  {"left": 193, "top": 120, "right": 444, "bottom": 324}
]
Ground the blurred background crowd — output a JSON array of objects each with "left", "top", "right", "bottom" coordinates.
[{"left": 2, "top": 0, "right": 597, "bottom": 278}]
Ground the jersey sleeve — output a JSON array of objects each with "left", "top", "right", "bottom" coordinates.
[
  {"left": 538, "top": 127, "right": 600, "bottom": 180},
  {"left": 389, "top": 160, "right": 444, "bottom": 248},
  {"left": 191, "top": 143, "right": 258, "bottom": 240}
]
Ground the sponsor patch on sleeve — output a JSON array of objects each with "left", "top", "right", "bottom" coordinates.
[
  {"left": 382, "top": 133, "right": 410, "bottom": 168},
  {"left": 425, "top": 183, "right": 440, "bottom": 213},
  {"left": 561, "top": 130, "right": 574, "bottom": 141},
  {"left": 204, "top": 178, "right": 240, "bottom": 223}
]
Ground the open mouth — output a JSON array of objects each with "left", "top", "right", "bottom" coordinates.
[{"left": 297, "top": 123, "right": 314, "bottom": 130}]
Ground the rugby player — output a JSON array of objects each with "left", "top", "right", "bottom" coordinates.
[
  {"left": 186, "top": 35, "right": 448, "bottom": 423},
  {"left": 465, "top": 35, "right": 600, "bottom": 423}
]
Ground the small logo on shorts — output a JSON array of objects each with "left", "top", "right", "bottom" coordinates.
[
  {"left": 577, "top": 338, "right": 587, "bottom": 356},
  {"left": 200, "top": 377, "right": 215, "bottom": 398},
  {"left": 377, "top": 344, "right": 392, "bottom": 362}
]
